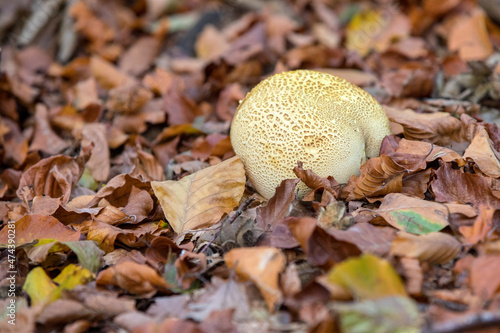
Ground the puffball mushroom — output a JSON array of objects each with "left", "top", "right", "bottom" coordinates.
[{"left": 230, "top": 69, "right": 391, "bottom": 199}]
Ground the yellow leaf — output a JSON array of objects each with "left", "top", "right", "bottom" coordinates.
[
  {"left": 52, "top": 264, "right": 94, "bottom": 300},
  {"left": 152, "top": 156, "right": 245, "bottom": 233},
  {"left": 225, "top": 246, "right": 285, "bottom": 311},
  {"left": 326, "top": 254, "right": 406, "bottom": 300},
  {"left": 22, "top": 267, "right": 58, "bottom": 306}
]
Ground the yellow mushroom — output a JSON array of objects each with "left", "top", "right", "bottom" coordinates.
[{"left": 230, "top": 69, "right": 391, "bottom": 199}]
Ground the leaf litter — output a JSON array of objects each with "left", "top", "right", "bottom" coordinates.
[{"left": 4, "top": 0, "right": 500, "bottom": 332}]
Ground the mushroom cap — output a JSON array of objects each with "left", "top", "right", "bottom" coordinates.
[{"left": 230, "top": 69, "right": 391, "bottom": 199}]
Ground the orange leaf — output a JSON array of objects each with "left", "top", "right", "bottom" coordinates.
[{"left": 224, "top": 246, "right": 285, "bottom": 311}]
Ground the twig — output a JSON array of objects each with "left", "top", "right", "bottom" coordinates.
[{"left": 424, "top": 311, "right": 500, "bottom": 333}]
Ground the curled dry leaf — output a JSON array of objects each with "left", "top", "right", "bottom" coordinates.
[
  {"left": 390, "top": 232, "right": 461, "bottom": 264},
  {"left": 293, "top": 161, "right": 340, "bottom": 208},
  {"left": 458, "top": 205, "right": 498, "bottom": 245},
  {"left": 96, "top": 261, "right": 170, "bottom": 295},
  {"left": 387, "top": 108, "right": 463, "bottom": 145},
  {"left": 17, "top": 148, "right": 89, "bottom": 205},
  {"left": 377, "top": 193, "right": 449, "bottom": 234},
  {"left": 256, "top": 178, "right": 300, "bottom": 230},
  {"left": 463, "top": 127, "right": 500, "bottom": 178},
  {"left": 343, "top": 155, "right": 407, "bottom": 201},
  {"left": 151, "top": 156, "right": 245, "bottom": 233},
  {"left": 224, "top": 246, "right": 285, "bottom": 311},
  {"left": 29, "top": 104, "right": 69, "bottom": 155},
  {"left": 286, "top": 217, "right": 361, "bottom": 269},
  {"left": 431, "top": 163, "right": 500, "bottom": 209}
]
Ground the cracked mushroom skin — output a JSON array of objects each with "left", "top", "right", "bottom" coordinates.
[{"left": 230, "top": 69, "right": 391, "bottom": 199}]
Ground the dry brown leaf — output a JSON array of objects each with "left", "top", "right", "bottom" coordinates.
[
  {"left": 81, "top": 123, "right": 110, "bottom": 182},
  {"left": 463, "top": 127, "right": 500, "bottom": 178},
  {"left": 328, "top": 223, "right": 397, "bottom": 257},
  {"left": 119, "top": 37, "right": 159, "bottom": 76},
  {"left": 0, "top": 117, "right": 28, "bottom": 167},
  {"left": 431, "top": 163, "right": 500, "bottom": 209},
  {"left": 29, "top": 104, "right": 69, "bottom": 155},
  {"left": 151, "top": 156, "right": 245, "bottom": 233},
  {"left": 256, "top": 178, "right": 300, "bottom": 230},
  {"left": 0, "top": 215, "right": 81, "bottom": 246},
  {"left": 96, "top": 261, "right": 169, "bottom": 295},
  {"left": 390, "top": 232, "right": 461, "bottom": 264},
  {"left": 224, "top": 246, "right": 285, "bottom": 311},
  {"left": 106, "top": 84, "right": 153, "bottom": 114},
  {"left": 294, "top": 161, "right": 340, "bottom": 207},
  {"left": 459, "top": 205, "right": 497, "bottom": 245},
  {"left": 386, "top": 108, "right": 463, "bottom": 145},
  {"left": 90, "top": 55, "right": 132, "bottom": 89},
  {"left": 377, "top": 193, "right": 449, "bottom": 234},
  {"left": 70, "top": 1, "right": 114, "bottom": 51},
  {"left": 286, "top": 217, "right": 361, "bottom": 269},
  {"left": 195, "top": 25, "right": 230, "bottom": 60},
  {"left": 399, "top": 257, "right": 423, "bottom": 296},
  {"left": 343, "top": 155, "right": 405, "bottom": 201},
  {"left": 448, "top": 9, "right": 493, "bottom": 61},
  {"left": 17, "top": 148, "right": 89, "bottom": 206}
]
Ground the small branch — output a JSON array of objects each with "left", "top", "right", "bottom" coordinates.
[{"left": 424, "top": 311, "right": 500, "bottom": 333}]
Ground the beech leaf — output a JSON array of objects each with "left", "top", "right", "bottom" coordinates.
[
  {"left": 325, "top": 254, "right": 407, "bottom": 300},
  {"left": 151, "top": 156, "right": 245, "bottom": 233},
  {"left": 377, "top": 193, "right": 449, "bottom": 234},
  {"left": 390, "top": 232, "right": 461, "bottom": 264}
]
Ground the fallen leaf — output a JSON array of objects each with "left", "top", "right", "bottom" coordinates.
[
  {"left": 119, "top": 36, "right": 159, "bottom": 76},
  {"left": 22, "top": 267, "right": 58, "bottom": 306},
  {"left": 387, "top": 108, "right": 463, "bottom": 145},
  {"left": 256, "top": 178, "right": 300, "bottom": 229},
  {"left": 96, "top": 261, "right": 169, "bottom": 295},
  {"left": 151, "top": 156, "right": 245, "bottom": 233},
  {"left": 81, "top": 123, "right": 110, "bottom": 182},
  {"left": 448, "top": 9, "right": 493, "bottom": 61},
  {"left": 29, "top": 104, "right": 69, "bottom": 155},
  {"left": 224, "top": 246, "right": 285, "bottom": 311},
  {"left": 377, "top": 193, "right": 449, "bottom": 234},
  {"left": 286, "top": 217, "right": 361, "bottom": 269},
  {"left": 16, "top": 148, "right": 89, "bottom": 205},
  {"left": 328, "top": 223, "right": 397, "bottom": 257},
  {"left": 463, "top": 127, "right": 500, "bottom": 178},
  {"left": 0, "top": 215, "right": 81, "bottom": 247},
  {"left": 333, "top": 296, "right": 422, "bottom": 333},
  {"left": 431, "top": 163, "right": 500, "bottom": 209},
  {"left": 325, "top": 254, "right": 407, "bottom": 300},
  {"left": 390, "top": 232, "right": 461, "bottom": 264},
  {"left": 459, "top": 205, "right": 498, "bottom": 245}
]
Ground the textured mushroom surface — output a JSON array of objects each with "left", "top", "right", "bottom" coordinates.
[{"left": 230, "top": 69, "right": 391, "bottom": 199}]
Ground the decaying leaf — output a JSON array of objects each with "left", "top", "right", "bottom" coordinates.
[
  {"left": 325, "top": 254, "right": 407, "bottom": 300},
  {"left": 376, "top": 193, "right": 449, "bottom": 234},
  {"left": 224, "top": 246, "right": 285, "bottom": 311},
  {"left": 286, "top": 217, "right": 362, "bottom": 269},
  {"left": 333, "top": 296, "right": 422, "bottom": 333},
  {"left": 96, "top": 261, "right": 170, "bottom": 295},
  {"left": 390, "top": 232, "right": 461, "bottom": 264},
  {"left": 151, "top": 156, "right": 245, "bottom": 233}
]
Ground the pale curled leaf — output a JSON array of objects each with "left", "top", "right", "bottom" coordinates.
[
  {"left": 151, "top": 156, "right": 245, "bottom": 233},
  {"left": 390, "top": 232, "right": 461, "bottom": 264}
]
